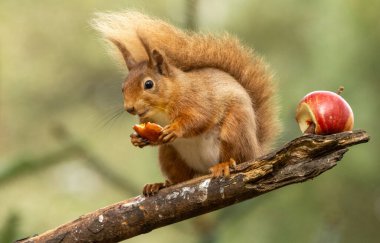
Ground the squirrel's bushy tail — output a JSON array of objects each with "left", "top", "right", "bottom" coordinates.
[{"left": 92, "top": 11, "right": 280, "bottom": 150}]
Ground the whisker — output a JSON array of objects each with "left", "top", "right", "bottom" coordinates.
[
  {"left": 96, "top": 107, "right": 125, "bottom": 129},
  {"left": 107, "top": 110, "right": 124, "bottom": 126},
  {"left": 95, "top": 107, "right": 122, "bottom": 124}
]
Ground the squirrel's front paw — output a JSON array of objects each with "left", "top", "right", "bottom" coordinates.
[
  {"left": 130, "top": 132, "right": 150, "bottom": 148},
  {"left": 159, "top": 124, "right": 182, "bottom": 143}
]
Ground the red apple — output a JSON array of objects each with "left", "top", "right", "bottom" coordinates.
[{"left": 296, "top": 90, "right": 354, "bottom": 135}]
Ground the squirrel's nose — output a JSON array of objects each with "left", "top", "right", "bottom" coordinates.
[{"left": 126, "top": 106, "right": 136, "bottom": 114}]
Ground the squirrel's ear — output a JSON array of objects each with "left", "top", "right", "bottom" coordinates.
[
  {"left": 151, "top": 49, "right": 170, "bottom": 76},
  {"left": 108, "top": 38, "right": 137, "bottom": 70}
]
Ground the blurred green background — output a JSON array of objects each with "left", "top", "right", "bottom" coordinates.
[{"left": 0, "top": 0, "right": 378, "bottom": 242}]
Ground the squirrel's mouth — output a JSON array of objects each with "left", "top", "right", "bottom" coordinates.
[{"left": 138, "top": 109, "right": 149, "bottom": 118}]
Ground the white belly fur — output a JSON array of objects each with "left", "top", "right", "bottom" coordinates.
[
  {"left": 150, "top": 111, "right": 220, "bottom": 173},
  {"left": 172, "top": 128, "right": 220, "bottom": 173}
]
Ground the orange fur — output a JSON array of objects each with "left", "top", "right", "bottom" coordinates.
[{"left": 92, "top": 11, "right": 280, "bottom": 191}]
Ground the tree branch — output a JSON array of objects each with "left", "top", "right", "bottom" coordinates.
[{"left": 17, "top": 130, "right": 369, "bottom": 243}]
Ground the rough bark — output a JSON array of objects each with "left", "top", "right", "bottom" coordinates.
[{"left": 17, "top": 130, "right": 369, "bottom": 243}]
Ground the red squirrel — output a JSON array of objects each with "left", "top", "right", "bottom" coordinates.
[{"left": 92, "top": 11, "right": 280, "bottom": 196}]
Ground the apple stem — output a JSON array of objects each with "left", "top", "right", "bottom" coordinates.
[{"left": 337, "top": 86, "right": 344, "bottom": 95}]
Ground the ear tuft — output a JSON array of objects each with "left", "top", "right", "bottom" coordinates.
[{"left": 109, "top": 38, "right": 137, "bottom": 70}]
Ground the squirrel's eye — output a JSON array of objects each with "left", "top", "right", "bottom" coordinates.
[{"left": 144, "top": 80, "right": 154, "bottom": 90}]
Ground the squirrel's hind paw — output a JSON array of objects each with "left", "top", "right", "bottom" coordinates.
[
  {"left": 209, "top": 158, "right": 237, "bottom": 177},
  {"left": 143, "top": 180, "right": 171, "bottom": 196}
]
